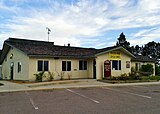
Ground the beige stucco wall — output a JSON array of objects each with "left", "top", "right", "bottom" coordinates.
[
  {"left": 131, "top": 61, "right": 155, "bottom": 76},
  {"left": 0, "top": 65, "right": 2, "bottom": 78},
  {"left": 28, "top": 57, "right": 94, "bottom": 81},
  {"left": 96, "top": 49, "right": 132, "bottom": 80},
  {"left": 2, "top": 48, "right": 29, "bottom": 80}
]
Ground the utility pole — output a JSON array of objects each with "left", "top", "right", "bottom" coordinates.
[{"left": 46, "top": 27, "right": 51, "bottom": 42}]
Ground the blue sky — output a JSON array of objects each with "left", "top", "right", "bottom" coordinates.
[{"left": 0, "top": 0, "right": 160, "bottom": 49}]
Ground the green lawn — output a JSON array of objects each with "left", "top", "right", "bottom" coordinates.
[{"left": 144, "top": 76, "right": 160, "bottom": 80}]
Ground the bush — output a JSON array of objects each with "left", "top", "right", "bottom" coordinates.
[
  {"left": 118, "top": 73, "right": 129, "bottom": 80},
  {"left": 34, "top": 71, "right": 45, "bottom": 82},
  {"left": 47, "top": 71, "right": 54, "bottom": 81},
  {"left": 60, "top": 72, "right": 65, "bottom": 80},
  {"left": 149, "top": 76, "right": 160, "bottom": 81},
  {"left": 129, "top": 67, "right": 142, "bottom": 80},
  {"left": 155, "top": 65, "right": 160, "bottom": 76},
  {"left": 139, "top": 64, "right": 154, "bottom": 76}
]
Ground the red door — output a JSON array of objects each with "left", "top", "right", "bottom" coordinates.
[{"left": 104, "top": 60, "right": 111, "bottom": 77}]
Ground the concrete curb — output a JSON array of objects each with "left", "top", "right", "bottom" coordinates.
[
  {"left": 26, "top": 80, "right": 87, "bottom": 87},
  {"left": 0, "top": 81, "right": 160, "bottom": 93}
]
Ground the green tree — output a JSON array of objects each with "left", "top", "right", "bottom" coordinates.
[
  {"left": 116, "top": 32, "right": 131, "bottom": 52},
  {"left": 142, "top": 41, "right": 160, "bottom": 64},
  {"left": 134, "top": 45, "right": 141, "bottom": 55}
]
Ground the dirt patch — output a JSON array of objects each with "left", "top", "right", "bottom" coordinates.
[{"left": 8, "top": 80, "right": 35, "bottom": 84}]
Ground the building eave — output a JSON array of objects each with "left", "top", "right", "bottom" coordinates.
[{"left": 95, "top": 46, "right": 136, "bottom": 58}]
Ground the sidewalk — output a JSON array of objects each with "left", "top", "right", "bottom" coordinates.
[
  {"left": 0, "top": 80, "right": 30, "bottom": 92},
  {"left": 0, "top": 79, "right": 160, "bottom": 93}
]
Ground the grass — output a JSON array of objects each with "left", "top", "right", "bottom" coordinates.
[{"left": 144, "top": 76, "right": 160, "bottom": 81}]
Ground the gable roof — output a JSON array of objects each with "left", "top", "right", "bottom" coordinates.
[
  {"left": 131, "top": 55, "right": 155, "bottom": 62},
  {"left": 95, "top": 46, "right": 136, "bottom": 58}
]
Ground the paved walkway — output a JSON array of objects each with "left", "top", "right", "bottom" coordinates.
[{"left": 0, "top": 79, "right": 160, "bottom": 93}]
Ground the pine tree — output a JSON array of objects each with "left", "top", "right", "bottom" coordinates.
[{"left": 116, "top": 32, "right": 131, "bottom": 52}]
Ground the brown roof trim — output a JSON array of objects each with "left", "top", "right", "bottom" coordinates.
[{"left": 131, "top": 55, "right": 155, "bottom": 62}]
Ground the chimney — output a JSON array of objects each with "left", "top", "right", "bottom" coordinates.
[{"left": 68, "top": 43, "right": 70, "bottom": 47}]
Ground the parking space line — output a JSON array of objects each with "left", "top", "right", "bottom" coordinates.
[
  {"left": 102, "top": 87, "right": 152, "bottom": 99},
  {"left": 66, "top": 89, "right": 100, "bottom": 104},
  {"left": 25, "top": 91, "right": 39, "bottom": 110}
]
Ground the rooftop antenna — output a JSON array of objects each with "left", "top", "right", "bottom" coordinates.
[{"left": 46, "top": 27, "right": 51, "bottom": 42}]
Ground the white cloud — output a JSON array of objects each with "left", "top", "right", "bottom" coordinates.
[
  {"left": 0, "top": 0, "right": 160, "bottom": 49},
  {"left": 128, "top": 27, "right": 160, "bottom": 46},
  {"left": 109, "top": 0, "right": 130, "bottom": 7}
]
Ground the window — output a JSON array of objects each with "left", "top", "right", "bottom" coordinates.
[
  {"left": 62, "top": 61, "right": 71, "bottom": 71},
  {"left": 135, "top": 63, "right": 140, "bottom": 71},
  {"left": 112, "top": 60, "right": 121, "bottom": 70},
  {"left": 126, "top": 61, "right": 130, "bottom": 68},
  {"left": 38, "top": 60, "right": 49, "bottom": 71},
  {"left": 44, "top": 61, "right": 49, "bottom": 71},
  {"left": 10, "top": 53, "right": 13, "bottom": 59},
  {"left": 79, "top": 61, "right": 87, "bottom": 70},
  {"left": 17, "top": 62, "right": 22, "bottom": 72}
]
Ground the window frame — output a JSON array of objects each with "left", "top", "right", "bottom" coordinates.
[
  {"left": 17, "top": 62, "right": 22, "bottom": 73},
  {"left": 62, "top": 61, "right": 71, "bottom": 71},
  {"left": 126, "top": 61, "right": 130, "bottom": 68},
  {"left": 79, "top": 60, "right": 87, "bottom": 70},
  {"left": 37, "top": 60, "right": 49, "bottom": 72},
  {"left": 112, "top": 60, "right": 121, "bottom": 70}
]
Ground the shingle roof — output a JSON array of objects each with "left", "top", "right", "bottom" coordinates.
[
  {"left": 1, "top": 38, "right": 154, "bottom": 64},
  {"left": 132, "top": 55, "right": 155, "bottom": 62},
  {"left": 5, "top": 38, "right": 98, "bottom": 58}
]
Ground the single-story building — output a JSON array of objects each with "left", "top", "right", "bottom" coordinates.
[
  {"left": 0, "top": 50, "right": 2, "bottom": 79},
  {"left": 131, "top": 55, "right": 155, "bottom": 75},
  {"left": 0, "top": 38, "right": 155, "bottom": 81}
]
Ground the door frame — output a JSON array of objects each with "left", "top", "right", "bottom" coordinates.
[
  {"left": 104, "top": 60, "right": 111, "bottom": 77},
  {"left": 93, "top": 59, "right": 96, "bottom": 79},
  {"left": 10, "top": 62, "right": 14, "bottom": 80}
]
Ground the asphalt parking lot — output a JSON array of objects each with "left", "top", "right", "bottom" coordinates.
[{"left": 0, "top": 85, "right": 160, "bottom": 114}]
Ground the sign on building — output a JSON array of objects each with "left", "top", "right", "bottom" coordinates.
[{"left": 109, "top": 51, "right": 121, "bottom": 60}]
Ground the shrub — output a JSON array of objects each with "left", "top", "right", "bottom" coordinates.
[
  {"left": 60, "top": 72, "right": 65, "bottom": 80},
  {"left": 149, "top": 76, "right": 160, "bottom": 81},
  {"left": 34, "top": 71, "right": 45, "bottom": 82},
  {"left": 67, "top": 73, "right": 72, "bottom": 80},
  {"left": 129, "top": 68, "right": 142, "bottom": 80},
  {"left": 47, "top": 71, "right": 54, "bottom": 81},
  {"left": 118, "top": 73, "right": 129, "bottom": 80},
  {"left": 155, "top": 65, "right": 160, "bottom": 76},
  {"left": 139, "top": 64, "right": 154, "bottom": 76}
]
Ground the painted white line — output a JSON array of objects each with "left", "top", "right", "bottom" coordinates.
[
  {"left": 102, "top": 87, "right": 152, "bottom": 99},
  {"left": 66, "top": 89, "right": 100, "bottom": 104},
  {"left": 25, "top": 91, "right": 39, "bottom": 110}
]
